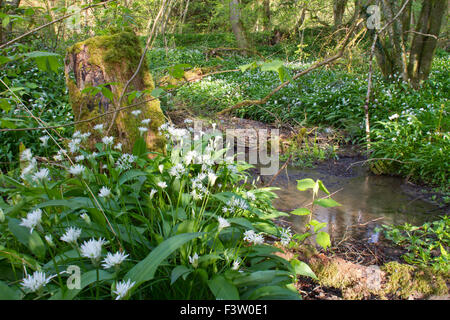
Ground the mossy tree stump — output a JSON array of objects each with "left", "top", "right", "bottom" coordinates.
[{"left": 64, "top": 31, "right": 165, "bottom": 153}]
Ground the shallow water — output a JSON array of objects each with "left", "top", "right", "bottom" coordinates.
[{"left": 262, "top": 160, "right": 446, "bottom": 242}]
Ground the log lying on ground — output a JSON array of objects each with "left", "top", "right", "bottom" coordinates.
[{"left": 64, "top": 31, "right": 165, "bottom": 153}]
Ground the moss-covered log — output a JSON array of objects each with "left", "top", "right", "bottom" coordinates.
[{"left": 64, "top": 31, "right": 165, "bottom": 153}]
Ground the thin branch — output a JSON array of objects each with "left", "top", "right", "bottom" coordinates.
[{"left": 0, "top": 0, "right": 117, "bottom": 50}]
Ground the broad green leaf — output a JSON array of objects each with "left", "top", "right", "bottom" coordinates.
[
  {"left": 296, "top": 178, "right": 316, "bottom": 191},
  {"left": 291, "top": 260, "right": 317, "bottom": 280},
  {"left": 316, "top": 231, "right": 331, "bottom": 250},
  {"left": 23, "top": 51, "right": 61, "bottom": 72},
  {"left": 238, "top": 61, "right": 258, "bottom": 72},
  {"left": 170, "top": 265, "right": 191, "bottom": 284},
  {"left": 245, "top": 285, "right": 301, "bottom": 300},
  {"left": 314, "top": 198, "right": 341, "bottom": 208},
  {"left": 291, "top": 208, "right": 310, "bottom": 216},
  {"left": 260, "top": 60, "right": 284, "bottom": 72},
  {"left": 208, "top": 275, "right": 240, "bottom": 300},
  {"left": 0, "top": 281, "right": 21, "bottom": 300},
  {"left": 8, "top": 218, "right": 46, "bottom": 259},
  {"left": 126, "top": 232, "right": 204, "bottom": 287},
  {"left": 118, "top": 170, "right": 147, "bottom": 185},
  {"left": 132, "top": 137, "right": 147, "bottom": 157}
]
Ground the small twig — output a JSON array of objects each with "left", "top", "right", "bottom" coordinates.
[{"left": 264, "top": 154, "right": 292, "bottom": 187}]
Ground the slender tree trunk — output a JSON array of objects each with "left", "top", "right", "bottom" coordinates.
[
  {"left": 262, "top": 0, "right": 270, "bottom": 31},
  {"left": 408, "top": 0, "right": 448, "bottom": 88},
  {"left": 179, "top": 0, "right": 190, "bottom": 34},
  {"left": 229, "top": 0, "right": 250, "bottom": 51},
  {"left": 333, "top": 0, "right": 348, "bottom": 29}
]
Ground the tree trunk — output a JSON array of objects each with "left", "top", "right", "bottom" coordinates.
[
  {"left": 179, "top": 0, "right": 190, "bottom": 34},
  {"left": 408, "top": 0, "right": 448, "bottom": 88},
  {"left": 262, "top": 0, "right": 270, "bottom": 32},
  {"left": 333, "top": 0, "right": 348, "bottom": 29},
  {"left": 229, "top": 0, "right": 250, "bottom": 51},
  {"left": 64, "top": 31, "right": 165, "bottom": 153}
]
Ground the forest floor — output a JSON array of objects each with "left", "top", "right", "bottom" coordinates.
[{"left": 167, "top": 108, "right": 450, "bottom": 300}]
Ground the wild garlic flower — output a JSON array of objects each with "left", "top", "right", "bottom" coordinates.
[
  {"left": 20, "top": 209, "right": 42, "bottom": 233},
  {"left": 222, "top": 196, "right": 249, "bottom": 214},
  {"left": 116, "top": 153, "right": 137, "bottom": 171},
  {"left": 45, "top": 235, "right": 54, "bottom": 247},
  {"left": 93, "top": 124, "right": 104, "bottom": 132},
  {"left": 189, "top": 253, "right": 199, "bottom": 268},
  {"left": 243, "top": 230, "right": 264, "bottom": 245},
  {"left": 158, "top": 164, "right": 164, "bottom": 173},
  {"left": 113, "top": 279, "right": 135, "bottom": 300},
  {"left": 102, "top": 251, "right": 129, "bottom": 269},
  {"left": 60, "top": 227, "right": 82, "bottom": 244},
  {"left": 149, "top": 189, "right": 157, "bottom": 199},
  {"left": 208, "top": 172, "right": 218, "bottom": 186},
  {"left": 232, "top": 259, "right": 240, "bottom": 271},
  {"left": 39, "top": 135, "right": 50, "bottom": 147},
  {"left": 21, "top": 158, "right": 37, "bottom": 179},
  {"left": 280, "top": 227, "right": 293, "bottom": 247},
  {"left": 80, "top": 238, "right": 106, "bottom": 262},
  {"left": 74, "top": 155, "right": 85, "bottom": 162},
  {"left": 184, "top": 150, "right": 198, "bottom": 165},
  {"left": 68, "top": 138, "right": 81, "bottom": 154},
  {"left": 138, "top": 127, "right": 148, "bottom": 134},
  {"left": 21, "top": 271, "right": 56, "bottom": 293},
  {"left": 80, "top": 212, "right": 91, "bottom": 224},
  {"left": 102, "top": 136, "right": 114, "bottom": 146},
  {"left": 80, "top": 132, "right": 91, "bottom": 140},
  {"left": 389, "top": 114, "right": 399, "bottom": 121},
  {"left": 69, "top": 164, "right": 85, "bottom": 176},
  {"left": 114, "top": 143, "right": 122, "bottom": 151},
  {"left": 169, "top": 163, "right": 186, "bottom": 178},
  {"left": 141, "top": 118, "right": 151, "bottom": 125},
  {"left": 98, "top": 186, "right": 111, "bottom": 198},
  {"left": 184, "top": 119, "right": 193, "bottom": 124},
  {"left": 217, "top": 216, "right": 230, "bottom": 230},
  {"left": 21, "top": 148, "right": 33, "bottom": 161},
  {"left": 245, "top": 191, "right": 256, "bottom": 202},
  {"left": 131, "top": 110, "right": 142, "bottom": 117},
  {"left": 32, "top": 168, "right": 50, "bottom": 182},
  {"left": 157, "top": 181, "right": 167, "bottom": 189},
  {"left": 53, "top": 149, "right": 66, "bottom": 162}
]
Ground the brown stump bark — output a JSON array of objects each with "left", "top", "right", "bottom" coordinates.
[{"left": 64, "top": 31, "right": 165, "bottom": 153}]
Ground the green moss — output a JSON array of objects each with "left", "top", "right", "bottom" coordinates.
[
  {"left": 382, "top": 262, "right": 448, "bottom": 299},
  {"left": 65, "top": 31, "right": 166, "bottom": 153}
]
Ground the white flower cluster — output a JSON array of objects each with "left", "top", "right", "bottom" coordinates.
[
  {"left": 116, "top": 153, "right": 137, "bottom": 171},
  {"left": 243, "top": 230, "right": 264, "bottom": 245},
  {"left": 21, "top": 271, "right": 56, "bottom": 293},
  {"left": 279, "top": 227, "right": 293, "bottom": 247},
  {"left": 222, "top": 196, "right": 249, "bottom": 214},
  {"left": 169, "top": 163, "right": 186, "bottom": 178},
  {"left": 20, "top": 208, "right": 42, "bottom": 233}
]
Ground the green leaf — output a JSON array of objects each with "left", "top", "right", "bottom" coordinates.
[
  {"left": 238, "top": 61, "right": 258, "bottom": 72},
  {"left": 291, "top": 260, "right": 317, "bottom": 280},
  {"left": 316, "top": 231, "right": 331, "bottom": 250},
  {"left": 245, "top": 285, "right": 301, "bottom": 300},
  {"left": 296, "top": 178, "right": 316, "bottom": 191},
  {"left": 132, "top": 137, "right": 147, "bottom": 157},
  {"left": 118, "top": 170, "right": 147, "bottom": 185},
  {"left": 8, "top": 218, "right": 46, "bottom": 259},
  {"left": 260, "top": 60, "right": 284, "bottom": 72},
  {"left": 314, "top": 198, "right": 341, "bottom": 208},
  {"left": 151, "top": 88, "right": 164, "bottom": 98},
  {"left": 170, "top": 265, "right": 191, "bottom": 284},
  {"left": 23, "top": 51, "right": 61, "bottom": 73},
  {"left": 126, "top": 232, "right": 204, "bottom": 287},
  {"left": 291, "top": 208, "right": 310, "bottom": 216},
  {"left": 0, "top": 281, "right": 21, "bottom": 300},
  {"left": 0, "top": 98, "right": 11, "bottom": 113},
  {"left": 208, "top": 275, "right": 240, "bottom": 300},
  {"left": 318, "top": 180, "right": 330, "bottom": 195}
]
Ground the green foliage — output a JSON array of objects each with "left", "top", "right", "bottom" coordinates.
[
  {"left": 0, "top": 124, "right": 303, "bottom": 300},
  {"left": 377, "top": 216, "right": 450, "bottom": 273}
]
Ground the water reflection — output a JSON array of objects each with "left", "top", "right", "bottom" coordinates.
[{"left": 269, "top": 165, "right": 443, "bottom": 242}]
